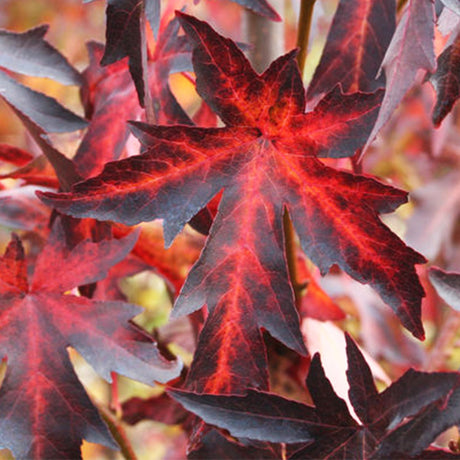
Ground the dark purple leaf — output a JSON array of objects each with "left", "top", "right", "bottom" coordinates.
[
  {"left": 0, "top": 71, "right": 87, "bottom": 133},
  {"left": 376, "top": 384, "right": 460, "bottom": 457},
  {"left": 0, "top": 25, "right": 81, "bottom": 85},
  {"left": 307, "top": 0, "right": 395, "bottom": 98},
  {"left": 365, "top": 0, "right": 436, "bottom": 150},
  {"left": 169, "top": 388, "right": 319, "bottom": 443},
  {"left": 430, "top": 31, "right": 460, "bottom": 126},
  {"left": 170, "top": 335, "right": 460, "bottom": 458},
  {"left": 429, "top": 266, "right": 460, "bottom": 311},
  {"left": 0, "top": 222, "right": 181, "bottom": 457},
  {"left": 100, "top": 0, "right": 146, "bottom": 105}
]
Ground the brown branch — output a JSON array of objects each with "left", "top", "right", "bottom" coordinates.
[
  {"left": 98, "top": 403, "right": 138, "bottom": 460},
  {"left": 140, "top": 2, "right": 155, "bottom": 123},
  {"left": 397, "top": 0, "right": 409, "bottom": 13},
  {"left": 296, "top": 0, "right": 317, "bottom": 76}
]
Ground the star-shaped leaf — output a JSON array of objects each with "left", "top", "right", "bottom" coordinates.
[
  {"left": 0, "top": 223, "right": 181, "bottom": 458},
  {"left": 40, "top": 13, "right": 425, "bottom": 397},
  {"left": 307, "top": 0, "right": 395, "bottom": 98},
  {"left": 169, "top": 334, "right": 460, "bottom": 459}
]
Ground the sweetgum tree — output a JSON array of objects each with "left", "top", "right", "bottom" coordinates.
[{"left": 0, "top": 0, "right": 460, "bottom": 458}]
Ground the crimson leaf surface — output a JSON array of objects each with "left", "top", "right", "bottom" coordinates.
[{"left": 40, "top": 13, "right": 426, "bottom": 396}]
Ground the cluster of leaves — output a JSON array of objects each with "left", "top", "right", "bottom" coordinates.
[{"left": 0, "top": 0, "right": 460, "bottom": 458}]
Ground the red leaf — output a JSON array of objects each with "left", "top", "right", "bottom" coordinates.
[
  {"left": 307, "top": 0, "right": 395, "bottom": 98},
  {"left": 188, "top": 427, "right": 284, "bottom": 459},
  {"left": 0, "top": 222, "right": 181, "bottom": 458},
  {"left": 430, "top": 31, "right": 460, "bottom": 126},
  {"left": 75, "top": 18, "right": 192, "bottom": 177},
  {"left": 40, "top": 13, "right": 426, "bottom": 399},
  {"left": 297, "top": 256, "right": 345, "bottom": 321},
  {"left": 100, "top": 0, "right": 146, "bottom": 105},
  {"left": 375, "top": 383, "right": 460, "bottom": 458},
  {"left": 0, "top": 144, "right": 34, "bottom": 166},
  {"left": 0, "top": 154, "right": 59, "bottom": 188},
  {"left": 365, "top": 0, "right": 436, "bottom": 151},
  {"left": 169, "top": 334, "right": 460, "bottom": 458},
  {"left": 75, "top": 41, "right": 141, "bottom": 177},
  {"left": 0, "top": 25, "right": 86, "bottom": 134},
  {"left": 113, "top": 221, "right": 203, "bottom": 293}
]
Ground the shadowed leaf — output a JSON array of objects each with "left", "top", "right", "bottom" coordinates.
[
  {"left": 0, "top": 222, "right": 181, "bottom": 458},
  {"left": 170, "top": 335, "right": 460, "bottom": 459},
  {"left": 40, "top": 14, "right": 426, "bottom": 401},
  {"left": 0, "top": 25, "right": 82, "bottom": 85},
  {"left": 307, "top": 0, "right": 395, "bottom": 98},
  {"left": 0, "top": 72, "right": 87, "bottom": 133},
  {"left": 430, "top": 31, "right": 460, "bottom": 126},
  {"left": 364, "top": 0, "right": 436, "bottom": 151},
  {"left": 429, "top": 267, "right": 460, "bottom": 311}
]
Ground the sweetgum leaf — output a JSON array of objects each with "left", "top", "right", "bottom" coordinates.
[
  {"left": 169, "top": 388, "right": 319, "bottom": 443},
  {"left": 100, "top": 0, "right": 147, "bottom": 104},
  {"left": 40, "top": 13, "right": 426, "bottom": 398},
  {"left": 0, "top": 25, "right": 82, "bottom": 85},
  {"left": 113, "top": 222, "right": 202, "bottom": 293},
  {"left": 307, "top": 0, "right": 395, "bottom": 98},
  {"left": 430, "top": 31, "right": 460, "bottom": 126},
  {"left": 75, "top": 41, "right": 141, "bottom": 177},
  {"left": 91, "top": 0, "right": 278, "bottom": 105},
  {"left": 0, "top": 71, "right": 87, "bottom": 133},
  {"left": 98, "top": 0, "right": 176, "bottom": 104},
  {"left": 75, "top": 18, "right": 191, "bottom": 177},
  {"left": 429, "top": 266, "right": 460, "bottom": 311},
  {"left": 376, "top": 384, "right": 460, "bottom": 457},
  {"left": 170, "top": 335, "right": 460, "bottom": 458},
  {"left": 365, "top": 0, "right": 436, "bottom": 151},
  {"left": 144, "top": 0, "right": 160, "bottom": 37},
  {"left": 0, "top": 223, "right": 181, "bottom": 458},
  {"left": 122, "top": 392, "right": 188, "bottom": 425}
]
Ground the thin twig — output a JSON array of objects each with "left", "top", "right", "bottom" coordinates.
[
  {"left": 279, "top": 0, "right": 318, "bottom": 308},
  {"left": 296, "top": 0, "right": 317, "bottom": 76},
  {"left": 397, "top": 0, "right": 409, "bottom": 13},
  {"left": 98, "top": 403, "right": 138, "bottom": 460},
  {"left": 140, "top": 1, "right": 156, "bottom": 124},
  {"left": 110, "top": 372, "right": 122, "bottom": 418},
  {"left": 283, "top": 210, "right": 302, "bottom": 307}
]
